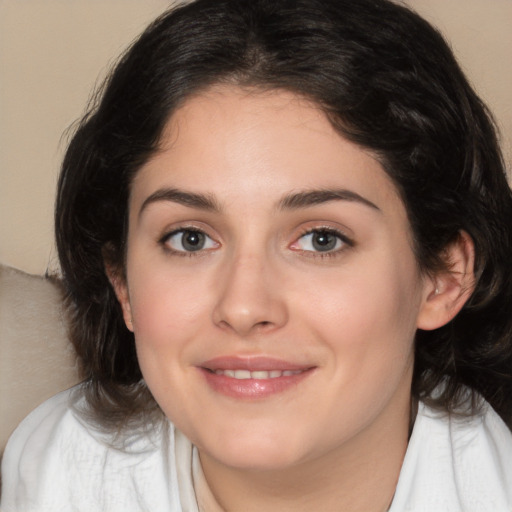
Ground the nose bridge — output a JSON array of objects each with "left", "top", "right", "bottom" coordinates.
[{"left": 212, "top": 243, "right": 287, "bottom": 336}]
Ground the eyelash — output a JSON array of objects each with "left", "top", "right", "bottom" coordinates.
[
  {"left": 158, "top": 226, "right": 354, "bottom": 258},
  {"left": 291, "top": 227, "right": 354, "bottom": 259},
  {"left": 159, "top": 227, "right": 218, "bottom": 257}
]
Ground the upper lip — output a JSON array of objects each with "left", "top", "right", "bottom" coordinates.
[{"left": 199, "top": 356, "right": 313, "bottom": 372}]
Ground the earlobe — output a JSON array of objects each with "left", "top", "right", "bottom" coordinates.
[
  {"left": 105, "top": 264, "right": 134, "bottom": 332},
  {"left": 417, "top": 231, "right": 476, "bottom": 331}
]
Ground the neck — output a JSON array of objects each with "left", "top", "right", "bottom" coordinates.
[{"left": 199, "top": 393, "right": 411, "bottom": 512}]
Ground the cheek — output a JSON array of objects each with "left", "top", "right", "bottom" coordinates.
[
  {"left": 294, "top": 253, "right": 422, "bottom": 363},
  {"left": 125, "top": 262, "right": 219, "bottom": 405},
  {"left": 126, "top": 267, "right": 207, "bottom": 403},
  {"left": 128, "top": 264, "right": 209, "bottom": 340}
]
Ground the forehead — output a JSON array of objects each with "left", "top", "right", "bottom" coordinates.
[{"left": 130, "top": 85, "right": 403, "bottom": 215}]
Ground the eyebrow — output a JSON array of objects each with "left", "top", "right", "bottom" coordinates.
[
  {"left": 278, "top": 189, "right": 380, "bottom": 211},
  {"left": 139, "top": 188, "right": 221, "bottom": 217},
  {"left": 138, "top": 186, "right": 380, "bottom": 218}
]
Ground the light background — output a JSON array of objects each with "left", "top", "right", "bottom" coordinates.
[{"left": 1, "top": 0, "right": 511, "bottom": 275}]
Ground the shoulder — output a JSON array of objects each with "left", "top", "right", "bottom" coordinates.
[
  {"left": 1, "top": 388, "right": 75, "bottom": 497},
  {"left": 0, "top": 386, "right": 189, "bottom": 512},
  {"left": 392, "top": 398, "right": 512, "bottom": 511}
]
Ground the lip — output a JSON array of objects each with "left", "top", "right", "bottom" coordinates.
[
  {"left": 197, "top": 356, "right": 316, "bottom": 400},
  {"left": 200, "top": 356, "right": 310, "bottom": 372}
]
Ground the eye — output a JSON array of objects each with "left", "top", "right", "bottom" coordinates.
[
  {"left": 292, "top": 229, "right": 349, "bottom": 253},
  {"left": 163, "top": 229, "right": 218, "bottom": 253}
]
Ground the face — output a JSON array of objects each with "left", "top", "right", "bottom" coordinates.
[{"left": 116, "top": 86, "right": 434, "bottom": 472}]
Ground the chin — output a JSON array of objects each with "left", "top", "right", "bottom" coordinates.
[{"left": 199, "top": 426, "right": 310, "bottom": 471}]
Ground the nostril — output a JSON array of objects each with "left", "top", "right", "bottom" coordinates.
[{"left": 255, "top": 320, "right": 273, "bottom": 330}]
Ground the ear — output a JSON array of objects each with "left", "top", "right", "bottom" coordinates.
[
  {"left": 105, "top": 263, "right": 134, "bottom": 332},
  {"left": 417, "top": 231, "right": 475, "bottom": 331}
]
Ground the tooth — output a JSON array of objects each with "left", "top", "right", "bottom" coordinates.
[
  {"left": 234, "top": 370, "right": 251, "bottom": 379},
  {"left": 213, "top": 368, "right": 304, "bottom": 379},
  {"left": 251, "top": 371, "right": 270, "bottom": 379}
]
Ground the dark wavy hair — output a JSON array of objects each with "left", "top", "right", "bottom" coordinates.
[{"left": 56, "top": 0, "right": 512, "bottom": 431}]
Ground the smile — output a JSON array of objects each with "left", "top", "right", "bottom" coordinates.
[
  {"left": 212, "top": 369, "right": 304, "bottom": 379},
  {"left": 198, "top": 357, "right": 315, "bottom": 399}
]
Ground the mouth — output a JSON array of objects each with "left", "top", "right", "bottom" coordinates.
[
  {"left": 198, "top": 356, "right": 315, "bottom": 399},
  {"left": 210, "top": 369, "right": 305, "bottom": 379}
]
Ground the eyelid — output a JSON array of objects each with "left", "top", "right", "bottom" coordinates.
[
  {"left": 157, "top": 220, "right": 217, "bottom": 244},
  {"left": 159, "top": 225, "right": 220, "bottom": 254},
  {"left": 289, "top": 225, "right": 354, "bottom": 256}
]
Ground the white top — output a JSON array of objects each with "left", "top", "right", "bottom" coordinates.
[{"left": 2, "top": 387, "right": 512, "bottom": 511}]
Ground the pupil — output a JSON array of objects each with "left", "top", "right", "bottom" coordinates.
[
  {"left": 183, "top": 231, "right": 204, "bottom": 251},
  {"left": 312, "top": 231, "right": 336, "bottom": 251}
]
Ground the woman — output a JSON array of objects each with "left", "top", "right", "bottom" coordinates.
[{"left": 2, "top": 0, "right": 512, "bottom": 510}]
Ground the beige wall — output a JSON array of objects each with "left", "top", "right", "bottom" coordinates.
[
  {"left": 1, "top": 0, "right": 511, "bottom": 275},
  {"left": 0, "top": 1, "right": 173, "bottom": 275}
]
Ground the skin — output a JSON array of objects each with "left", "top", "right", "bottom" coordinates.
[{"left": 111, "top": 86, "right": 474, "bottom": 511}]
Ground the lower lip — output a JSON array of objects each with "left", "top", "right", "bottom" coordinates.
[{"left": 199, "top": 368, "right": 314, "bottom": 399}]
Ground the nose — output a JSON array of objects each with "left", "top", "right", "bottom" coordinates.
[{"left": 212, "top": 251, "right": 288, "bottom": 337}]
